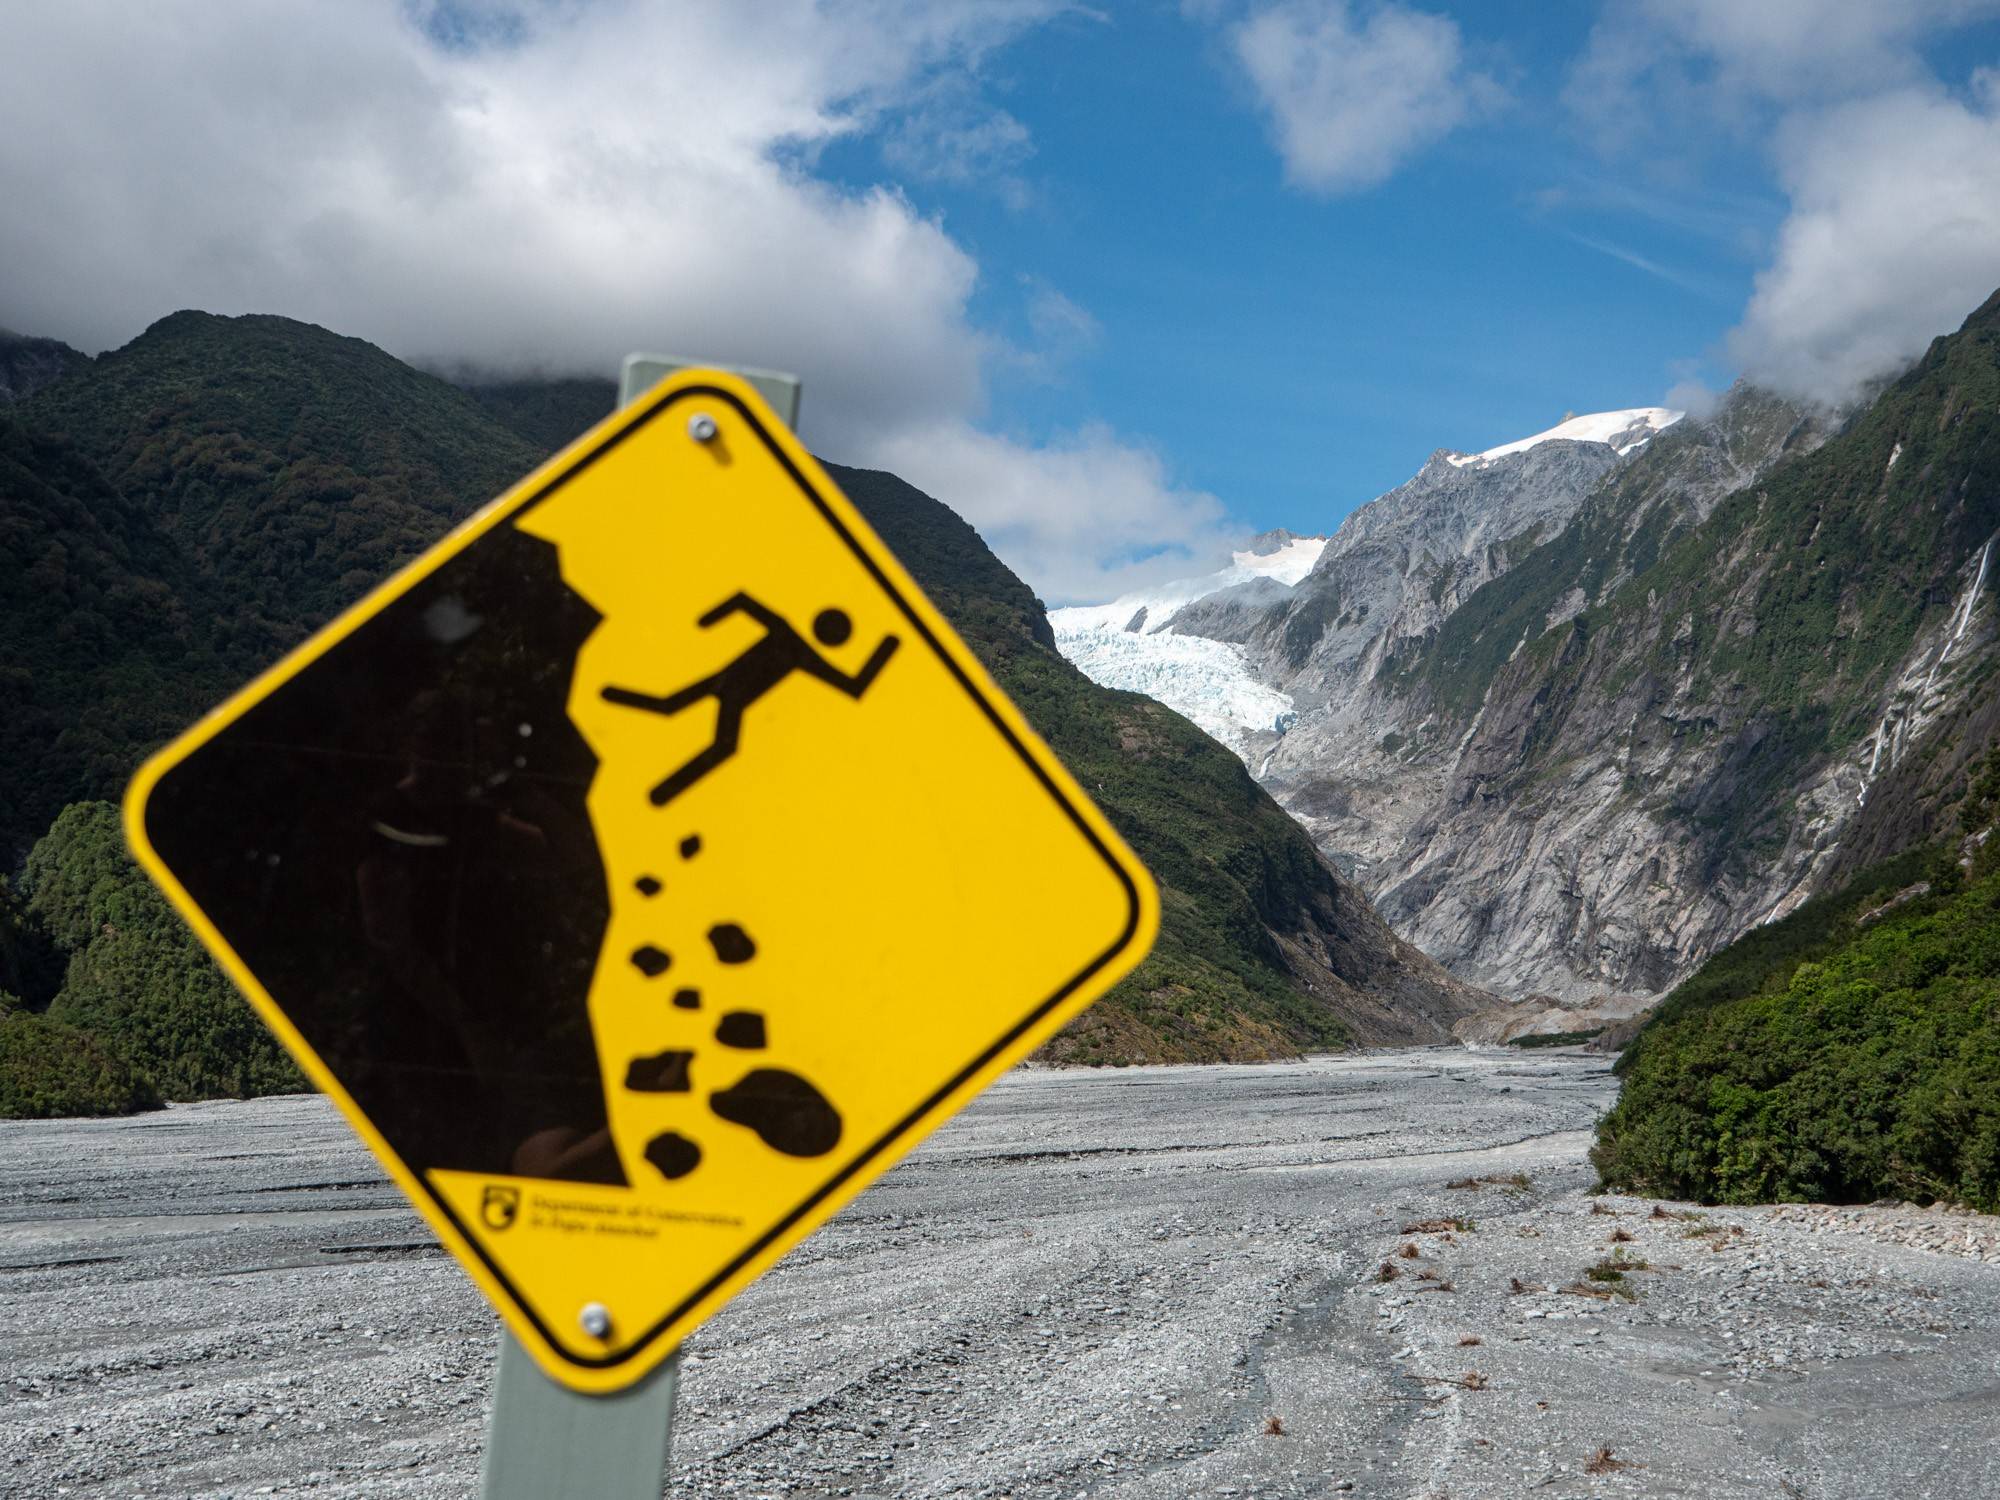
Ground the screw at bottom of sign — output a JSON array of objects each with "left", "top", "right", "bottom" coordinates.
[
  {"left": 579, "top": 1302, "right": 612, "bottom": 1339},
  {"left": 687, "top": 412, "right": 718, "bottom": 443}
]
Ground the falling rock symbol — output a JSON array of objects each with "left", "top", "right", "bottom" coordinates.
[
  {"left": 707, "top": 924, "right": 757, "bottom": 964},
  {"left": 624, "top": 1050, "right": 693, "bottom": 1093},
  {"left": 629, "top": 944, "right": 672, "bottom": 977},
  {"left": 645, "top": 1131, "right": 702, "bottom": 1181},
  {"left": 710, "top": 1069, "right": 841, "bottom": 1157}
]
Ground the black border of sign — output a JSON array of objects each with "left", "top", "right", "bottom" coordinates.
[{"left": 396, "top": 384, "right": 1143, "bottom": 1372}]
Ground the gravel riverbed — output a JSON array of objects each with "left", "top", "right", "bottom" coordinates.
[{"left": 4, "top": 1049, "right": 1997, "bottom": 1498}]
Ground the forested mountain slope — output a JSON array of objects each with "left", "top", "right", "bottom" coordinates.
[{"left": 1594, "top": 813, "right": 2000, "bottom": 1210}]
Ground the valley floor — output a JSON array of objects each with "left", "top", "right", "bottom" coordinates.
[{"left": 4, "top": 1052, "right": 1998, "bottom": 1498}]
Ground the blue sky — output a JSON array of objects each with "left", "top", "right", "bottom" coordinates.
[
  {"left": 822, "top": 1, "right": 1763, "bottom": 535},
  {"left": 814, "top": 2, "right": 2000, "bottom": 538},
  {"left": 6, "top": 1, "right": 2000, "bottom": 600}
]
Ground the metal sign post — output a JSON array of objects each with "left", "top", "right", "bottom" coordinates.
[
  {"left": 480, "top": 1332, "right": 681, "bottom": 1498},
  {"left": 477, "top": 354, "right": 803, "bottom": 1500}
]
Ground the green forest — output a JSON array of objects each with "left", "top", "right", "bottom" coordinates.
[{"left": 1595, "top": 759, "right": 2000, "bottom": 1210}]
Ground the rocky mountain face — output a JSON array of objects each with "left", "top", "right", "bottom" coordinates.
[
  {"left": 1373, "top": 300, "right": 1999, "bottom": 1000},
  {"left": 1066, "top": 407, "right": 1699, "bottom": 900},
  {"left": 1244, "top": 429, "right": 1658, "bottom": 877},
  {"left": 1058, "top": 294, "right": 2000, "bottom": 1006}
]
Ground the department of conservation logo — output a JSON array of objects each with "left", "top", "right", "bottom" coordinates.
[{"left": 481, "top": 1185, "right": 521, "bottom": 1231}]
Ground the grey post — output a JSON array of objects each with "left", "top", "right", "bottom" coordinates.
[
  {"left": 620, "top": 352, "right": 801, "bottom": 427},
  {"left": 479, "top": 1332, "right": 680, "bottom": 1498},
  {"left": 476, "top": 353, "right": 802, "bottom": 1500}
]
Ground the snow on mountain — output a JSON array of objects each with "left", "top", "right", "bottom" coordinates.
[
  {"left": 1444, "top": 407, "right": 1682, "bottom": 469},
  {"left": 1050, "top": 533, "right": 1325, "bottom": 757},
  {"left": 1051, "top": 534, "right": 1327, "bottom": 633},
  {"left": 1050, "top": 410, "right": 1679, "bottom": 763}
]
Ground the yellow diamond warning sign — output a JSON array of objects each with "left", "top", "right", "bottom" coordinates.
[{"left": 124, "top": 371, "right": 1157, "bottom": 1393}]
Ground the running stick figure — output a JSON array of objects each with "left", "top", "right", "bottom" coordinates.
[{"left": 600, "top": 592, "right": 900, "bottom": 806}]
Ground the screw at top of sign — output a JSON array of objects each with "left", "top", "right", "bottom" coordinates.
[
  {"left": 687, "top": 412, "right": 719, "bottom": 443},
  {"left": 579, "top": 1302, "right": 612, "bottom": 1339}
]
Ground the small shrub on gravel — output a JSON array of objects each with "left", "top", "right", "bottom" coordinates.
[
  {"left": 1586, "top": 1251, "right": 1649, "bottom": 1281},
  {"left": 1509, "top": 1276, "right": 1531, "bottom": 1294},
  {"left": 1447, "top": 1173, "right": 1532, "bottom": 1191},
  {"left": 1585, "top": 1447, "right": 1640, "bottom": 1474},
  {"left": 1609, "top": 1228, "right": 1636, "bottom": 1243},
  {"left": 1575, "top": 1252, "right": 1645, "bottom": 1302},
  {"left": 1458, "top": 1335, "right": 1483, "bottom": 1346},
  {"left": 1397, "top": 1241, "right": 1421, "bottom": 1258},
  {"left": 0, "top": 1011, "right": 159, "bottom": 1118},
  {"left": 1562, "top": 1280, "right": 1618, "bottom": 1301},
  {"left": 1376, "top": 1262, "right": 1401, "bottom": 1282},
  {"left": 1263, "top": 1416, "right": 1285, "bottom": 1436}
]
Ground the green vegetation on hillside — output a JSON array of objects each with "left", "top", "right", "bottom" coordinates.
[
  {"left": 0, "top": 412, "right": 218, "bottom": 860},
  {"left": 22, "top": 803, "right": 302, "bottom": 1101},
  {"left": 23, "top": 312, "right": 545, "bottom": 649},
  {"left": 464, "top": 376, "right": 619, "bottom": 454},
  {"left": 0, "top": 1010, "right": 159, "bottom": 1119},
  {"left": 1619, "top": 843, "right": 1939, "bottom": 1049},
  {"left": 1594, "top": 831, "right": 2000, "bottom": 1210},
  {"left": 3, "top": 312, "right": 554, "bottom": 860}
]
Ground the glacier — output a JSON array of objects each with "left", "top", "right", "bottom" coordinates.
[
  {"left": 1051, "top": 408, "right": 1683, "bottom": 766},
  {"left": 1050, "top": 535, "right": 1326, "bottom": 757}
]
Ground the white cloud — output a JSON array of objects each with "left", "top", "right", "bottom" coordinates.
[
  {"left": 880, "top": 74, "right": 1034, "bottom": 191},
  {"left": 1560, "top": 232, "right": 1723, "bottom": 300},
  {"left": 1661, "top": 377, "right": 1722, "bottom": 422},
  {"left": 861, "top": 421, "right": 1236, "bottom": 603},
  {"left": 1024, "top": 281, "right": 1100, "bottom": 350},
  {"left": 0, "top": 0, "right": 1230, "bottom": 604},
  {"left": 1227, "top": 0, "right": 1499, "bottom": 195},
  {"left": 1728, "top": 86, "right": 2000, "bottom": 406},
  {"left": 1568, "top": 0, "right": 2000, "bottom": 139},
  {"left": 1567, "top": 2, "right": 2000, "bottom": 408}
]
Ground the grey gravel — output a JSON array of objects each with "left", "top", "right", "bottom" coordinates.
[{"left": 4, "top": 1049, "right": 1997, "bottom": 1497}]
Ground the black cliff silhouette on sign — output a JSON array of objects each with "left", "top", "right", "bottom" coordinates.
[
  {"left": 142, "top": 524, "right": 624, "bottom": 1186},
  {"left": 600, "top": 593, "right": 899, "bottom": 806}
]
